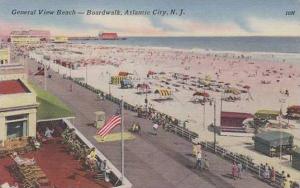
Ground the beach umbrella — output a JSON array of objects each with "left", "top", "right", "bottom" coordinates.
[
  {"left": 118, "top": 71, "right": 129, "bottom": 76},
  {"left": 137, "top": 83, "right": 150, "bottom": 90},
  {"left": 205, "top": 75, "right": 211, "bottom": 81},
  {"left": 193, "top": 91, "right": 209, "bottom": 97},
  {"left": 148, "top": 70, "right": 156, "bottom": 75},
  {"left": 225, "top": 87, "right": 241, "bottom": 95}
]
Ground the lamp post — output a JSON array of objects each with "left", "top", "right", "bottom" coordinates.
[
  {"left": 145, "top": 89, "right": 148, "bottom": 111},
  {"left": 213, "top": 98, "right": 217, "bottom": 152},
  {"left": 44, "top": 62, "right": 47, "bottom": 91},
  {"left": 85, "top": 64, "right": 88, "bottom": 84},
  {"left": 279, "top": 98, "right": 286, "bottom": 160},
  {"left": 203, "top": 89, "right": 206, "bottom": 130}
]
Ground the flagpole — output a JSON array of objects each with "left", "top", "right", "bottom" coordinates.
[
  {"left": 44, "top": 62, "right": 47, "bottom": 91},
  {"left": 121, "top": 97, "right": 124, "bottom": 183}
]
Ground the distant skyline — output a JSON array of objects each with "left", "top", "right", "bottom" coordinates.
[{"left": 0, "top": 0, "right": 299, "bottom": 37}]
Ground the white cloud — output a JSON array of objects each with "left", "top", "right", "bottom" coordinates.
[
  {"left": 247, "top": 17, "right": 300, "bottom": 36},
  {"left": 160, "top": 17, "right": 250, "bottom": 36}
]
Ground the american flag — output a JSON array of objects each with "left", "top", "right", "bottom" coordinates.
[{"left": 97, "top": 115, "right": 121, "bottom": 137}]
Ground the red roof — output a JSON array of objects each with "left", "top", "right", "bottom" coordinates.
[
  {"left": 221, "top": 112, "right": 254, "bottom": 119},
  {"left": 0, "top": 80, "right": 30, "bottom": 94},
  {"left": 100, "top": 33, "right": 118, "bottom": 39}
]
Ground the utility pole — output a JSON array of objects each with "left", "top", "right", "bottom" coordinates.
[
  {"left": 69, "top": 64, "right": 72, "bottom": 78},
  {"left": 203, "top": 102, "right": 206, "bottom": 130},
  {"left": 214, "top": 99, "right": 217, "bottom": 152},
  {"left": 121, "top": 98, "right": 124, "bottom": 183},
  {"left": 279, "top": 104, "right": 283, "bottom": 160},
  {"left": 44, "top": 63, "right": 47, "bottom": 91},
  {"left": 108, "top": 72, "right": 111, "bottom": 95},
  {"left": 85, "top": 64, "right": 88, "bottom": 84}
]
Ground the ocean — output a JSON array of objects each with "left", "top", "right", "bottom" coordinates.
[{"left": 70, "top": 37, "right": 300, "bottom": 54}]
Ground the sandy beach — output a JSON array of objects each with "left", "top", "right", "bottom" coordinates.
[{"left": 29, "top": 43, "right": 300, "bottom": 179}]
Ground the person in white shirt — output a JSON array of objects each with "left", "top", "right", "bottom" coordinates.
[
  {"left": 195, "top": 151, "right": 202, "bottom": 170},
  {"left": 152, "top": 123, "right": 159, "bottom": 135},
  {"left": 44, "top": 127, "right": 54, "bottom": 139}
]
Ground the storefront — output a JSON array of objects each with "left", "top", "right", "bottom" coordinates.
[{"left": 0, "top": 79, "right": 38, "bottom": 145}]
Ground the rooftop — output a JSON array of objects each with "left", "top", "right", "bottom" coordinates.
[
  {"left": 254, "top": 131, "right": 293, "bottom": 141},
  {"left": 221, "top": 111, "right": 254, "bottom": 119},
  {"left": 0, "top": 80, "right": 30, "bottom": 94}
]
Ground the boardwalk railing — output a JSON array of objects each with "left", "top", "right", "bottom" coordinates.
[
  {"left": 70, "top": 78, "right": 299, "bottom": 188},
  {"left": 165, "top": 123, "right": 198, "bottom": 141},
  {"left": 71, "top": 79, "right": 198, "bottom": 141},
  {"left": 201, "top": 141, "right": 297, "bottom": 188}
]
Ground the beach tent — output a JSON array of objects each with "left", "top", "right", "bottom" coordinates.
[
  {"left": 254, "top": 110, "right": 280, "bottom": 120},
  {"left": 253, "top": 131, "right": 294, "bottom": 156},
  {"left": 111, "top": 76, "right": 126, "bottom": 85},
  {"left": 154, "top": 89, "right": 172, "bottom": 97},
  {"left": 224, "top": 87, "right": 241, "bottom": 95},
  {"left": 243, "top": 85, "right": 251, "bottom": 89},
  {"left": 198, "top": 79, "right": 210, "bottom": 86},
  {"left": 292, "top": 147, "right": 300, "bottom": 170},
  {"left": 120, "top": 79, "right": 134, "bottom": 89},
  {"left": 205, "top": 75, "right": 212, "bottom": 81},
  {"left": 137, "top": 83, "right": 150, "bottom": 91},
  {"left": 147, "top": 70, "right": 156, "bottom": 75}
]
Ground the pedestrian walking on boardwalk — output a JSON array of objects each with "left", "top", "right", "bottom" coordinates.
[
  {"left": 237, "top": 162, "right": 243, "bottom": 179},
  {"left": 232, "top": 162, "right": 238, "bottom": 180},
  {"left": 270, "top": 166, "right": 276, "bottom": 185},
  {"left": 195, "top": 151, "right": 202, "bottom": 170},
  {"left": 152, "top": 123, "right": 159, "bottom": 135}
]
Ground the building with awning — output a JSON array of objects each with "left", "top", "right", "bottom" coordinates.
[
  {"left": 253, "top": 131, "right": 294, "bottom": 157},
  {"left": 0, "top": 79, "right": 39, "bottom": 144},
  {"left": 255, "top": 110, "right": 280, "bottom": 120},
  {"left": 292, "top": 147, "right": 300, "bottom": 170},
  {"left": 10, "top": 30, "right": 50, "bottom": 44},
  {"left": 220, "top": 112, "right": 254, "bottom": 133}
]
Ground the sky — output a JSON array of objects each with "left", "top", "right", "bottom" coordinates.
[{"left": 0, "top": 0, "right": 299, "bottom": 37}]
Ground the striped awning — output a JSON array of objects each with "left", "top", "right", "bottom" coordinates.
[
  {"left": 111, "top": 76, "right": 126, "bottom": 85},
  {"left": 155, "top": 89, "right": 172, "bottom": 96}
]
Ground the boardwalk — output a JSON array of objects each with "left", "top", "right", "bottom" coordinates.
[{"left": 27, "top": 58, "right": 272, "bottom": 188}]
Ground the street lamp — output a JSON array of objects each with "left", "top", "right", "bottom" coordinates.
[
  {"left": 85, "top": 64, "right": 88, "bottom": 84},
  {"left": 106, "top": 72, "right": 111, "bottom": 95},
  {"left": 212, "top": 98, "right": 217, "bottom": 152},
  {"left": 279, "top": 97, "right": 286, "bottom": 160}
]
